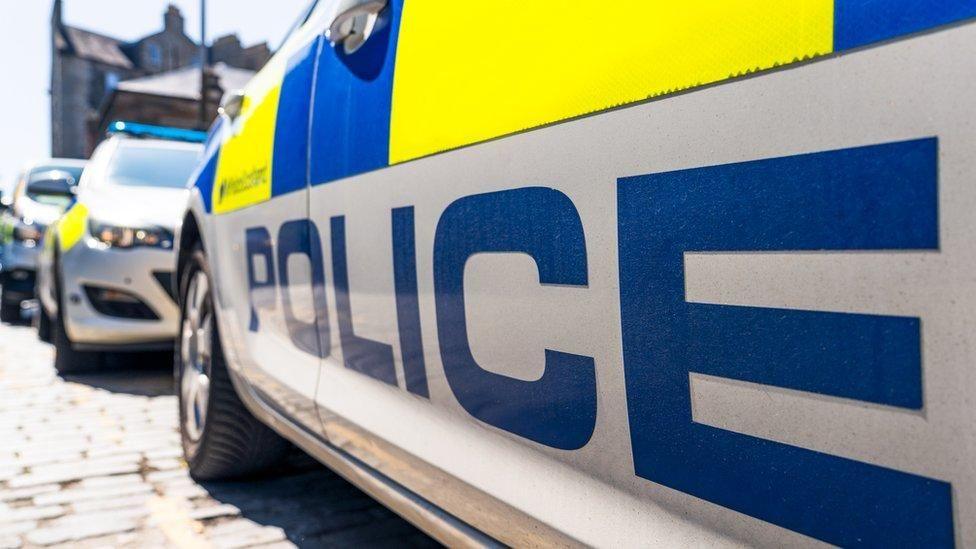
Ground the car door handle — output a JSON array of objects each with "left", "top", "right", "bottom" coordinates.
[{"left": 328, "top": 0, "right": 388, "bottom": 55}]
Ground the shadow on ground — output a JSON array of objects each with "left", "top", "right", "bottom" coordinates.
[
  {"left": 60, "top": 349, "right": 439, "bottom": 547},
  {"left": 200, "top": 466, "right": 440, "bottom": 548},
  {"left": 0, "top": 308, "right": 440, "bottom": 547},
  {"left": 61, "top": 351, "right": 175, "bottom": 397}
]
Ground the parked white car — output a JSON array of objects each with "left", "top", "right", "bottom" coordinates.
[
  {"left": 39, "top": 123, "right": 203, "bottom": 372},
  {"left": 0, "top": 159, "right": 84, "bottom": 322}
]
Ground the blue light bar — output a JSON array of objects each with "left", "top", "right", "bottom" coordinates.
[{"left": 108, "top": 121, "right": 207, "bottom": 144}]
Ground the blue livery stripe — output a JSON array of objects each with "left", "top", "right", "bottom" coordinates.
[
  {"left": 272, "top": 37, "right": 323, "bottom": 198},
  {"left": 308, "top": 1, "right": 403, "bottom": 186},
  {"left": 835, "top": 0, "right": 976, "bottom": 50},
  {"left": 192, "top": 116, "right": 224, "bottom": 213}
]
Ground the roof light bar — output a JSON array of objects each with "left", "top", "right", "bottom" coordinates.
[{"left": 108, "top": 121, "right": 207, "bottom": 144}]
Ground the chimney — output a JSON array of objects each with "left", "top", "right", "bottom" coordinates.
[
  {"left": 164, "top": 4, "right": 184, "bottom": 32},
  {"left": 52, "top": 0, "right": 63, "bottom": 28}
]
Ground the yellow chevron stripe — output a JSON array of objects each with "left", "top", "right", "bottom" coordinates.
[
  {"left": 389, "top": 0, "right": 833, "bottom": 164},
  {"left": 212, "top": 62, "right": 284, "bottom": 214},
  {"left": 57, "top": 202, "right": 89, "bottom": 252}
]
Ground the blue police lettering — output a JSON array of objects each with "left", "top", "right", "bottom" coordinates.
[
  {"left": 242, "top": 139, "right": 955, "bottom": 546},
  {"left": 244, "top": 227, "right": 276, "bottom": 332},
  {"left": 330, "top": 215, "right": 398, "bottom": 386},
  {"left": 392, "top": 207, "right": 429, "bottom": 398},
  {"left": 277, "top": 219, "right": 330, "bottom": 358},
  {"left": 617, "top": 138, "right": 951, "bottom": 546},
  {"left": 433, "top": 187, "right": 597, "bottom": 450},
  {"left": 244, "top": 209, "right": 427, "bottom": 390}
]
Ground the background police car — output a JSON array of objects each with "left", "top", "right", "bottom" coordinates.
[
  {"left": 38, "top": 124, "right": 203, "bottom": 373},
  {"left": 174, "top": 1, "right": 976, "bottom": 547},
  {"left": 0, "top": 159, "right": 84, "bottom": 322}
]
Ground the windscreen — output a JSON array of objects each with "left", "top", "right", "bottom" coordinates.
[
  {"left": 106, "top": 144, "right": 202, "bottom": 189},
  {"left": 28, "top": 194, "right": 73, "bottom": 209},
  {"left": 29, "top": 166, "right": 83, "bottom": 184},
  {"left": 25, "top": 169, "right": 78, "bottom": 208}
]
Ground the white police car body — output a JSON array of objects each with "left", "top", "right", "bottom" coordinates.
[{"left": 175, "top": 1, "right": 976, "bottom": 546}]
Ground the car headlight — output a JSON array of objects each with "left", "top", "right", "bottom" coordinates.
[
  {"left": 13, "top": 220, "right": 44, "bottom": 246},
  {"left": 89, "top": 220, "right": 174, "bottom": 250}
]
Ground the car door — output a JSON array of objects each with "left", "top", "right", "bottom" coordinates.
[
  {"left": 307, "top": 1, "right": 577, "bottom": 540},
  {"left": 306, "top": 1, "right": 976, "bottom": 547},
  {"left": 204, "top": 3, "right": 329, "bottom": 434}
]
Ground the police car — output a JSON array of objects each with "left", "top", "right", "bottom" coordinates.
[
  {"left": 0, "top": 159, "right": 84, "bottom": 322},
  {"left": 174, "top": 1, "right": 976, "bottom": 546},
  {"left": 39, "top": 122, "right": 203, "bottom": 373}
]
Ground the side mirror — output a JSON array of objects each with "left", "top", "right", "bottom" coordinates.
[{"left": 218, "top": 89, "right": 246, "bottom": 120}]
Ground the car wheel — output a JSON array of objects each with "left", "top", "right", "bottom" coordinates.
[
  {"left": 52, "top": 311, "right": 103, "bottom": 374},
  {"left": 36, "top": 304, "right": 52, "bottom": 343},
  {"left": 178, "top": 244, "right": 289, "bottom": 480},
  {"left": 52, "top": 251, "right": 103, "bottom": 374},
  {"left": 0, "top": 286, "right": 19, "bottom": 323}
]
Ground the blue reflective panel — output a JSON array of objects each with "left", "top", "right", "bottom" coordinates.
[
  {"left": 191, "top": 116, "right": 224, "bottom": 212},
  {"left": 835, "top": 0, "right": 976, "bottom": 51},
  {"left": 309, "top": 1, "right": 403, "bottom": 186},
  {"left": 271, "top": 37, "right": 322, "bottom": 198}
]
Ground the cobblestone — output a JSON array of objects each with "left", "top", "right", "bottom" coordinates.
[
  {"left": 0, "top": 486, "right": 59, "bottom": 503},
  {"left": 0, "top": 522, "right": 35, "bottom": 538},
  {"left": 0, "top": 320, "right": 437, "bottom": 547},
  {"left": 0, "top": 507, "right": 64, "bottom": 524}
]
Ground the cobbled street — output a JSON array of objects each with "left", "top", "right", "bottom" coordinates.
[{"left": 0, "top": 320, "right": 436, "bottom": 548}]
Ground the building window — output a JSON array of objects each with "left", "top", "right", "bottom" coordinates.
[{"left": 148, "top": 43, "right": 162, "bottom": 67}]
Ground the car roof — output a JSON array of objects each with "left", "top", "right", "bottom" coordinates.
[
  {"left": 112, "top": 135, "right": 204, "bottom": 152},
  {"left": 24, "top": 158, "right": 88, "bottom": 173}
]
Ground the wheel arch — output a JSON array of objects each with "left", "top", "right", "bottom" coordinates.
[{"left": 176, "top": 211, "right": 204, "bottom": 307}]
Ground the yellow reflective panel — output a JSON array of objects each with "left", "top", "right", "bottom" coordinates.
[
  {"left": 58, "top": 202, "right": 89, "bottom": 252},
  {"left": 212, "top": 62, "right": 284, "bottom": 214},
  {"left": 390, "top": 0, "right": 833, "bottom": 164}
]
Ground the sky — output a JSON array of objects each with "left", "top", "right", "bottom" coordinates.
[{"left": 0, "top": 0, "right": 310, "bottom": 195}]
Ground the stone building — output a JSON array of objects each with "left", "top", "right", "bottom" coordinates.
[
  {"left": 50, "top": 1, "right": 271, "bottom": 158},
  {"left": 95, "top": 63, "right": 254, "bottom": 138}
]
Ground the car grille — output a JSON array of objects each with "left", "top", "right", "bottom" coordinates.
[{"left": 83, "top": 285, "right": 159, "bottom": 320}]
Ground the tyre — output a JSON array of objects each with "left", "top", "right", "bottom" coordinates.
[
  {"left": 0, "top": 300, "right": 18, "bottom": 323},
  {"left": 51, "top": 252, "right": 102, "bottom": 374},
  {"left": 52, "top": 316, "right": 103, "bottom": 373},
  {"left": 0, "top": 285, "right": 19, "bottom": 323},
  {"left": 36, "top": 304, "right": 52, "bottom": 343},
  {"left": 177, "top": 244, "right": 289, "bottom": 480}
]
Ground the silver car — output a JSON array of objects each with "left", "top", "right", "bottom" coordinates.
[
  {"left": 0, "top": 160, "right": 85, "bottom": 322},
  {"left": 38, "top": 129, "right": 203, "bottom": 373}
]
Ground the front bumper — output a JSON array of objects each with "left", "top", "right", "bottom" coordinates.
[{"left": 60, "top": 237, "right": 179, "bottom": 349}]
